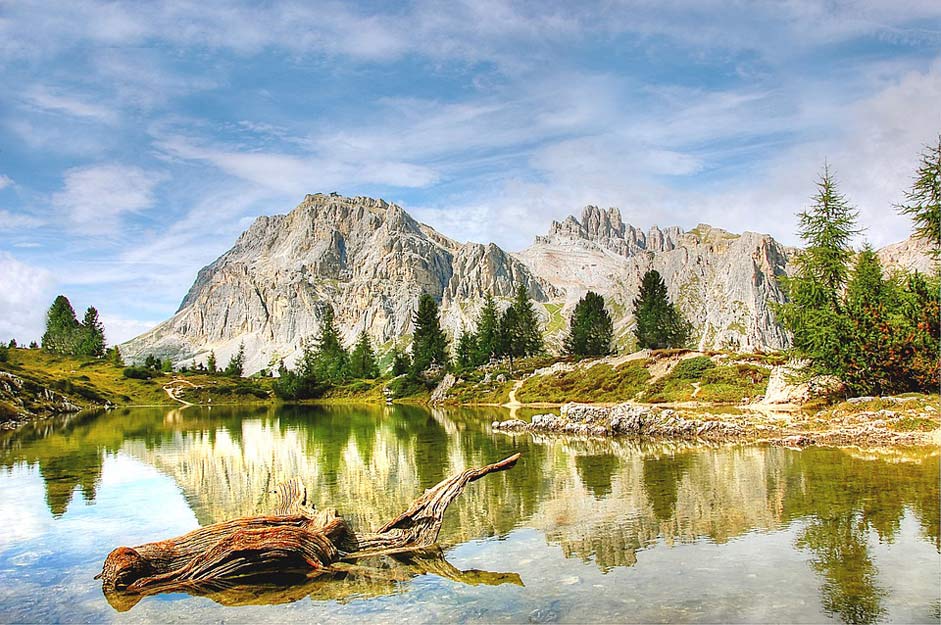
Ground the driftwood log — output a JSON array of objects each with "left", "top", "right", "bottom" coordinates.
[{"left": 98, "top": 453, "right": 521, "bottom": 608}]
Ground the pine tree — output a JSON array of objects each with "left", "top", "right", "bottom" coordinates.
[
  {"left": 565, "top": 291, "right": 614, "bottom": 357},
  {"left": 42, "top": 295, "right": 80, "bottom": 354},
  {"left": 896, "top": 135, "right": 941, "bottom": 258},
  {"left": 455, "top": 327, "right": 479, "bottom": 371},
  {"left": 391, "top": 348, "right": 411, "bottom": 376},
  {"left": 312, "top": 305, "right": 349, "bottom": 382},
  {"left": 511, "top": 284, "right": 543, "bottom": 356},
  {"left": 161, "top": 358, "right": 174, "bottom": 373},
  {"left": 410, "top": 293, "right": 449, "bottom": 373},
  {"left": 632, "top": 270, "right": 690, "bottom": 349},
  {"left": 475, "top": 293, "right": 500, "bottom": 365},
  {"left": 107, "top": 346, "right": 124, "bottom": 367},
  {"left": 144, "top": 354, "right": 161, "bottom": 370},
  {"left": 8, "top": 339, "right": 16, "bottom": 348},
  {"left": 77, "top": 306, "right": 106, "bottom": 357},
  {"left": 224, "top": 342, "right": 245, "bottom": 377},
  {"left": 842, "top": 247, "right": 893, "bottom": 394},
  {"left": 497, "top": 305, "right": 521, "bottom": 371},
  {"left": 779, "top": 165, "right": 859, "bottom": 370},
  {"left": 349, "top": 330, "right": 379, "bottom": 379},
  {"left": 207, "top": 351, "right": 217, "bottom": 374}
]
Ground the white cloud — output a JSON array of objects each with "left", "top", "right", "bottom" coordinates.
[
  {"left": 0, "top": 174, "right": 12, "bottom": 190},
  {"left": 98, "top": 314, "right": 159, "bottom": 344},
  {"left": 52, "top": 164, "right": 165, "bottom": 234},
  {"left": 0, "top": 209, "right": 44, "bottom": 230},
  {"left": 0, "top": 252, "right": 55, "bottom": 343},
  {"left": 21, "top": 85, "right": 117, "bottom": 123}
]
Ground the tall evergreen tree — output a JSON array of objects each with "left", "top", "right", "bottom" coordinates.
[
  {"left": 632, "top": 270, "right": 690, "bottom": 349},
  {"left": 779, "top": 165, "right": 859, "bottom": 370},
  {"left": 312, "top": 305, "right": 349, "bottom": 382},
  {"left": 77, "top": 306, "right": 106, "bottom": 357},
  {"left": 455, "top": 327, "right": 479, "bottom": 371},
  {"left": 410, "top": 293, "right": 449, "bottom": 373},
  {"left": 348, "top": 330, "right": 379, "bottom": 378},
  {"left": 224, "top": 342, "right": 245, "bottom": 377},
  {"left": 841, "top": 247, "right": 893, "bottom": 394},
  {"left": 41, "top": 295, "right": 80, "bottom": 354},
  {"left": 511, "top": 284, "right": 543, "bottom": 356},
  {"left": 475, "top": 293, "right": 500, "bottom": 365},
  {"left": 798, "top": 164, "right": 861, "bottom": 306},
  {"left": 497, "top": 305, "right": 521, "bottom": 370},
  {"left": 107, "top": 346, "right": 124, "bottom": 367},
  {"left": 207, "top": 351, "right": 217, "bottom": 374},
  {"left": 565, "top": 291, "right": 614, "bottom": 357},
  {"left": 896, "top": 135, "right": 941, "bottom": 258}
]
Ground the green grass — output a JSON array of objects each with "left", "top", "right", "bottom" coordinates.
[
  {"left": 0, "top": 347, "right": 274, "bottom": 408},
  {"left": 696, "top": 364, "right": 769, "bottom": 403},
  {"left": 516, "top": 361, "right": 650, "bottom": 403}
]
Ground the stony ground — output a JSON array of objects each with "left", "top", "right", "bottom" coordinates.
[{"left": 492, "top": 394, "right": 940, "bottom": 448}]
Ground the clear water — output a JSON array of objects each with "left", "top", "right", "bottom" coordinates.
[{"left": 0, "top": 404, "right": 937, "bottom": 624}]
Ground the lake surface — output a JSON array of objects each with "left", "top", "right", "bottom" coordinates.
[{"left": 0, "top": 404, "right": 938, "bottom": 624}]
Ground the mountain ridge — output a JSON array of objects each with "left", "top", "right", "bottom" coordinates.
[{"left": 121, "top": 193, "right": 932, "bottom": 374}]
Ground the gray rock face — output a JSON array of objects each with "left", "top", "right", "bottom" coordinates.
[{"left": 121, "top": 194, "right": 932, "bottom": 374}]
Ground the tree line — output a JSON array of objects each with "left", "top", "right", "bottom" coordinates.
[{"left": 778, "top": 136, "right": 940, "bottom": 395}]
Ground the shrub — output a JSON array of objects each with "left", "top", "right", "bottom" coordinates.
[
  {"left": 123, "top": 366, "right": 154, "bottom": 380},
  {"left": 670, "top": 356, "right": 716, "bottom": 379}
]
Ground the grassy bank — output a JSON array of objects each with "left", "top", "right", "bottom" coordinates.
[{"left": 0, "top": 348, "right": 274, "bottom": 418}]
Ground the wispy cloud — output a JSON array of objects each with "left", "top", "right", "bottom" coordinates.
[
  {"left": 0, "top": 174, "right": 12, "bottom": 190},
  {"left": 52, "top": 165, "right": 165, "bottom": 235},
  {"left": 20, "top": 85, "right": 118, "bottom": 123}
]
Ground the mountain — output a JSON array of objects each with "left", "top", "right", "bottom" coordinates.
[{"left": 121, "top": 194, "right": 931, "bottom": 374}]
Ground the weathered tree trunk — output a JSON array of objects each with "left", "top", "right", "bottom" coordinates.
[{"left": 98, "top": 453, "right": 521, "bottom": 601}]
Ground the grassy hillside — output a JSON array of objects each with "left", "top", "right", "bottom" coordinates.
[{"left": 0, "top": 348, "right": 273, "bottom": 418}]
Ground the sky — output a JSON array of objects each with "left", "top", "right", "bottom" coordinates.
[{"left": 0, "top": 0, "right": 940, "bottom": 344}]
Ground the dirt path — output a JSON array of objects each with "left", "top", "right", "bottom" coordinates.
[{"left": 163, "top": 379, "right": 200, "bottom": 407}]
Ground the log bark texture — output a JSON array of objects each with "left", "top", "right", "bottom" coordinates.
[{"left": 98, "top": 453, "right": 520, "bottom": 599}]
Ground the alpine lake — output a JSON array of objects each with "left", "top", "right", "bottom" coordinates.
[{"left": 0, "top": 404, "right": 938, "bottom": 624}]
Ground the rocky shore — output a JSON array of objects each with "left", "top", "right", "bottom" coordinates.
[{"left": 492, "top": 399, "right": 939, "bottom": 447}]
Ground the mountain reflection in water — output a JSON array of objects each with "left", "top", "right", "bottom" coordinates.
[{"left": 0, "top": 404, "right": 937, "bottom": 624}]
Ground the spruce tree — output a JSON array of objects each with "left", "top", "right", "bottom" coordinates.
[
  {"left": 455, "top": 327, "right": 479, "bottom": 371},
  {"left": 77, "top": 306, "right": 106, "bottom": 357},
  {"left": 391, "top": 348, "right": 411, "bottom": 376},
  {"left": 842, "top": 247, "right": 893, "bottom": 394},
  {"left": 312, "top": 305, "right": 349, "bottom": 382},
  {"left": 511, "top": 284, "right": 543, "bottom": 356},
  {"left": 475, "top": 293, "right": 500, "bottom": 365},
  {"left": 497, "top": 305, "right": 521, "bottom": 371},
  {"left": 207, "top": 351, "right": 217, "bottom": 374},
  {"left": 798, "top": 164, "right": 861, "bottom": 306},
  {"left": 896, "top": 135, "right": 941, "bottom": 258},
  {"left": 349, "top": 330, "right": 379, "bottom": 378},
  {"left": 107, "top": 346, "right": 124, "bottom": 367},
  {"left": 42, "top": 295, "right": 80, "bottom": 354},
  {"left": 565, "top": 291, "right": 614, "bottom": 357},
  {"left": 224, "top": 342, "right": 245, "bottom": 377},
  {"left": 410, "top": 293, "right": 449, "bottom": 373},
  {"left": 632, "top": 270, "right": 690, "bottom": 349},
  {"left": 779, "top": 165, "right": 859, "bottom": 370}
]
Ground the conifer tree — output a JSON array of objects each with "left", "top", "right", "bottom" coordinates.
[
  {"left": 42, "top": 295, "right": 80, "bottom": 354},
  {"left": 475, "top": 293, "right": 500, "bottom": 365},
  {"left": 779, "top": 165, "right": 859, "bottom": 370},
  {"left": 565, "top": 291, "right": 614, "bottom": 357},
  {"left": 391, "top": 348, "right": 411, "bottom": 376},
  {"left": 632, "top": 270, "right": 690, "bottom": 349},
  {"left": 349, "top": 330, "right": 379, "bottom": 378},
  {"left": 410, "top": 293, "right": 449, "bottom": 373},
  {"left": 224, "top": 342, "right": 245, "bottom": 377},
  {"left": 897, "top": 135, "right": 941, "bottom": 258},
  {"left": 312, "top": 305, "right": 349, "bottom": 382},
  {"left": 207, "top": 351, "right": 217, "bottom": 374},
  {"left": 455, "top": 327, "right": 479, "bottom": 371},
  {"left": 842, "top": 247, "right": 893, "bottom": 394},
  {"left": 107, "top": 346, "right": 124, "bottom": 367},
  {"left": 511, "top": 284, "right": 543, "bottom": 356},
  {"left": 78, "top": 306, "right": 106, "bottom": 357},
  {"left": 497, "top": 305, "right": 521, "bottom": 371}
]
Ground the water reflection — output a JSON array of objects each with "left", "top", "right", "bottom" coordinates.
[{"left": 0, "top": 404, "right": 938, "bottom": 623}]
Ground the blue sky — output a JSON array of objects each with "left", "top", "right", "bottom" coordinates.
[{"left": 1, "top": 0, "right": 940, "bottom": 344}]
